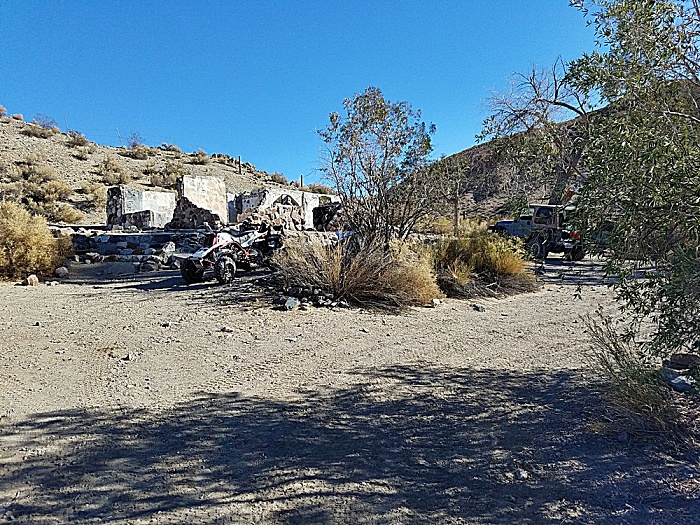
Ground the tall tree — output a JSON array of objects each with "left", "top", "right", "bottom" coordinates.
[{"left": 318, "top": 87, "right": 439, "bottom": 245}]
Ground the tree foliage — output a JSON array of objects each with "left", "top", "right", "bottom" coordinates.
[
  {"left": 318, "top": 87, "right": 439, "bottom": 245},
  {"left": 482, "top": 0, "right": 700, "bottom": 355}
]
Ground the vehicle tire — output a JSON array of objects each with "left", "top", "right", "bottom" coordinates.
[
  {"left": 526, "top": 238, "right": 549, "bottom": 260},
  {"left": 181, "top": 259, "right": 205, "bottom": 283},
  {"left": 214, "top": 255, "right": 237, "bottom": 284},
  {"left": 565, "top": 246, "right": 585, "bottom": 262}
]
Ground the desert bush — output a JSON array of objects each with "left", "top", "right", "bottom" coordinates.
[
  {"left": 161, "top": 142, "right": 182, "bottom": 153},
  {"left": 272, "top": 237, "right": 442, "bottom": 311},
  {"left": 33, "top": 114, "right": 57, "bottom": 128},
  {"left": 586, "top": 315, "right": 688, "bottom": 440},
  {"left": 429, "top": 226, "right": 535, "bottom": 298},
  {"left": 23, "top": 151, "right": 46, "bottom": 166},
  {"left": 306, "top": 183, "right": 336, "bottom": 195},
  {"left": 21, "top": 124, "right": 56, "bottom": 139},
  {"left": 119, "top": 145, "right": 150, "bottom": 160},
  {"left": 11, "top": 114, "right": 23, "bottom": 121},
  {"left": 269, "top": 172, "right": 288, "bottom": 185},
  {"left": 0, "top": 201, "right": 65, "bottom": 279},
  {"left": 0, "top": 104, "right": 6, "bottom": 117},
  {"left": 23, "top": 163, "right": 56, "bottom": 184},
  {"left": 151, "top": 160, "right": 185, "bottom": 188},
  {"left": 98, "top": 156, "right": 131, "bottom": 185},
  {"left": 49, "top": 203, "right": 84, "bottom": 223},
  {"left": 81, "top": 181, "right": 107, "bottom": 210},
  {"left": 142, "top": 161, "right": 158, "bottom": 176},
  {"left": 188, "top": 148, "right": 209, "bottom": 165},
  {"left": 414, "top": 215, "right": 454, "bottom": 235},
  {"left": 66, "top": 130, "right": 89, "bottom": 148},
  {"left": 41, "top": 180, "right": 72, "bottom": 202},
  {"left": 72, "top": 146, "right": 90, "bottom": 161},
  {"left": 126, "top": 131, "right": 144, "bottom": 149}
]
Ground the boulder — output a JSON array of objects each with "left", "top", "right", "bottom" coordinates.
[{"left": 54, "top": 267, "right": 69, "bottom": 279}]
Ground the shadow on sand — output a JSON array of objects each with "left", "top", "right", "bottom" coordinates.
[{"left": 2, "top": 365, "right": 696, "bottom": 524}]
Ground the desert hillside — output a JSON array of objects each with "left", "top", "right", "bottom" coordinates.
[{"left": 0, "top": 115, "right": 283, "bottom": 225}]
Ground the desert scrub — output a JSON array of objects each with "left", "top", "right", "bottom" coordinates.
[
  {"left": 119, "top": 145, "right": 151, "bottom": 160},
  {"left": 11, "top": 114, "right": 24, "bottom": 121},
  {"left": 585, "top": 314, "right": 690, "bottom": 442},
  {"left": 306, "top": 183, "right": 336, "bottom": 195},
  {"left": 151, "top": 160, "right": 185, "bottom": 188},
  {"left": 66, "top": 130, "right": 89, "bottom": 148},
  {"left": 430, "top": 224, "right": 536, "bottom": 298},
  {"left": 272, "top": 237, "right": 442, "bottom": 311},
  {"left": 98, "top": 156, "right": 131, "bottom": 185},
  {"left": 0, "top": 201, "right": 66, "bottom": 279},
  {"left": 81, "top": 181, "right": 107, "bottom": 210},
  {"left": 188, "top": 148, "right": 210, "bottom": 165},
  {"left": 269, "top": 172, "right": 288, "bottom": 185},
  {"left": 0, "top": 104, "right": 6, "bottom": 117},
  {"left": 21, "top": 124, "right": 57, "bottom": 139}
]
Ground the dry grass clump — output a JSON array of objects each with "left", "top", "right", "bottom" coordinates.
[
  {"left": 161, "top": 142, "right": 182, "bottom": 153},
  {"left": 586, "top": 315, "right": 693, "bottom": 443},
  {"left": 272, "top": 238, "right": 442, "bottom": 311},
  {"left": 430, "top": 224, "right": 536, "bottom": 298},
  {"left": 0, "top": 201, "right": 66, "bottom": 279},
  {"left": 98, "top": 156, "right": 131, "bottom": 185},
  {"left": 151, "top": 160, "right": 185, "bottom": 188}
]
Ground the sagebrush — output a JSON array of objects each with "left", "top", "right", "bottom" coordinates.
[{"left": 0, "top": 201, "right": 68, "bottom": 279}]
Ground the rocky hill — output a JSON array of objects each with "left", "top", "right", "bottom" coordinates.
[{"left": 0, "top": 114, "right": 281, "bottom": 225}]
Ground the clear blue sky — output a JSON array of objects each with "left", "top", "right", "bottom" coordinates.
[{"left": 0, "top": 1, "right": 596, "bottom": 184}]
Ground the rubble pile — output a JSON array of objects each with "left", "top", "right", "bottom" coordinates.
[{"left": 237, "top": 201, "right": 306, "bottom": 231}]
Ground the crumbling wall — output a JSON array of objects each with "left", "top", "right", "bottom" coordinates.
[
  {"left": 179, "top": 174, "right": 228, "bottom": 224},
  {"left": 106, "top": 187, "right": 176, "bottom": 229},
  {"left": 232, "top": 188, "right": 340, "bottom": 230}
]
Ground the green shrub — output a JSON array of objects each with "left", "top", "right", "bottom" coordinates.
[
  {"left": 0, "top": 201, "right": 65, "bottom": 279},
  {"left": 272, "top": 238, "right": 442, "bottom": 310},
  {"left": 586, "top": 315, "right": 687, "bottom": 440}
]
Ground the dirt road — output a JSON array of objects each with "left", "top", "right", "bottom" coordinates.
[{"left": 0, "top": 259, "right": 697, "bottom": 524}]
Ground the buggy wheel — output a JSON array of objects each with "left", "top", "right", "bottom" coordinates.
[
  {"left": 181, "top": 259, "right": 205, "bottom": 283},
  {"left": 214, "top": 255, "right": 237, "bottom": 284},
  {"left": 526, "top": 238, "right": 549, "bottom": 260},
  {"left": 565, "top": 246, "right": 585, "bottom": 262}
]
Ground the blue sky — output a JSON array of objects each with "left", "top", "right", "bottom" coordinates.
[{"left": 0, "top": 1, "right": 596, "bottom": 184}]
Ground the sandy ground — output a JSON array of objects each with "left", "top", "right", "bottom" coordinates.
[{"left": 0, "top": 257, "right": 698, "bottom": 524}]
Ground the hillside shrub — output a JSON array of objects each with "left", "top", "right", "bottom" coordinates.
[
  {"left": 21, "top": 124, "right": 56, "bottom": 139},
  {"left": 0, "top": 201, "right": 66, "bottom": 279},
  {"left": 0, "top": 104, "right": 6, "bottom": 117},
  {"left": 81, "top": 181, "right": 107, "bottom": 210},
  {"left": 66, "top": 130, "right": 89, "bottom": 148},
  {"left": 269, "top": 172, "right": 288, "bottom": 185},
  {"left": 188, "top": 148, "right": 209, "bottom": 165},
  {"left": 11, "top": 114, "right": 23, "bottom": 121},
  {"left": 306, "top": 183, "right": 336, "bottom": 195},
  {"left": 151, "top": 160, "right": 185, "bottom": 188},
  {"left": 272, "top": 238, "right": 442, "bottom": 311},
  {"left": 98, "top": 156, "right": 131, "bottom": 185}
]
